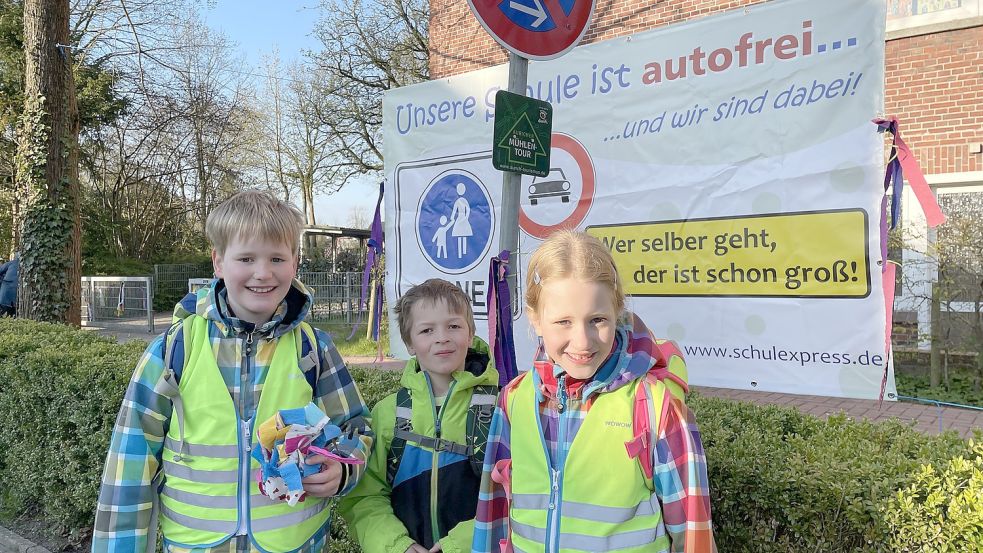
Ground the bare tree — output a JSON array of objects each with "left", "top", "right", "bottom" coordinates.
[
  {"left": 253, "top": 56, "right": 364, "bottom": 229},
  {"left": 346, "top": 205, "right": 369, "bottom": 228},
  {"left": 80, "top": 94, "right": 201, "bottom": 260},
  {"left": 896, "top": 191, "right": 983, "bottom": 393},
  {"left": 311, "top": 0, "right": 429, "bottom": 178},
  {"left": 255, "top": 49, "right": 292, "bottom": 202},
  {"left": 160, "top": 18, "right": 251, "bottom": 231}
]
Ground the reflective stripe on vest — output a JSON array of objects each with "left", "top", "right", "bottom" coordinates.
[
  {"left": 506, "top": 373, "right": 669, "bottom": 553},
  {"left": 160, "top": 315, "right": 331, "bottom": 552}
]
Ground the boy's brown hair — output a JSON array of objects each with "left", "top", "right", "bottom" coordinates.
[
  {"left": 393, "top": 279, "right": 476, "bottom": 345},
  {"left": 205, "top": 190, "right": 305, "bottom": 254}
]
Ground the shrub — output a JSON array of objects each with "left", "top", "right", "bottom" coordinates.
[
  {"left": 0, "top": 319, "right": 980, "bottom": 552},
  {"left": 884, "top": 441, "right": 983, "bottom": 552},
  {"left": 0, "top": 318, "right": 143, "bottom": 539},
  {"left": 691, "top": 393, "right": 978, "bottom": 552},
  {"left": 348, "top": 366, "right": 401, "bottom": 408},
  {"left": 80, "top": 254, "right": 154, "bottom": 277}
]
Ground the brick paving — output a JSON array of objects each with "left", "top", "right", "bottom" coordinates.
[{"left": 693, "top": 386, "right": 983, "bottom": 439}]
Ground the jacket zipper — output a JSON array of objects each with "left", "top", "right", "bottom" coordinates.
[
  {"left": 428, "top": 375, "right": 457, "bottom": 545},
  {"left": 236, "top": 330, "right": 255, "bottom": 537},
  {"left": 545, "top": 376, "right": 568, "bottom": 553}
]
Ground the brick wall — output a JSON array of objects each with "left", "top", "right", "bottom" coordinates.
[
  {"left": 885, "top": 26, "right": 983, "bottom": 175},
  {"left": 429, "top": 1, "right": 983, "bottom": 176}
]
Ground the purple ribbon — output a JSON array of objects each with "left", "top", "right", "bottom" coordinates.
[
  {"left": 876, "top": 119, "right": 904, "bottom": 231},
  {"left": 487, "top": 250, "right": 517, "bottom": 387},
  {"left": 349, "top": 181, "right": 385, "bottom": 340},
  {"left": 875, "top": 119, "right": 904, "bottom": 275}
]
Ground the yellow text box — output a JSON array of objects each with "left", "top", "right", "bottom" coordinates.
[{"left": 587, "top": 210, "right": 870, "bottom": 298}]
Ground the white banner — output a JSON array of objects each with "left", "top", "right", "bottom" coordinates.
[{"left": 383, "top": 0, "right": 894, "bottom": 399}]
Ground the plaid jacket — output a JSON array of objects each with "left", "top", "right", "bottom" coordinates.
[
  {"left": 472, "top": 313, "right": 716, "bottom": 553},
  {"left": 91, "top": 279, "right": 373, "bottom": 553}
]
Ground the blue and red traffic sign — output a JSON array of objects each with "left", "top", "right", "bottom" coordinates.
[{"left": 467, "top": 0, "right": 595, "bottom": 60}]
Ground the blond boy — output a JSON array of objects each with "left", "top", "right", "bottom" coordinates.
[{"left": 92, "top": 190, "right": 373, "bottom": 553}]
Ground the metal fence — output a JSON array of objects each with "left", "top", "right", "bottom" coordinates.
[
  {"left": 154, "top": 262, "right": 212, "bottom": 311},
  {"left": 81, "top": 276, "right": 155, "bottom": 332},
  {"left": 302, "top": 271, "right": 371, "bottom": 323},
  {"left": 152, "top": 263, "right": 371, "bottom": 325}
]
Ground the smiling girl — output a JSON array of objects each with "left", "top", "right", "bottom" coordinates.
[{"left": 472, "top": 230, "right": 717, "bottom": 553}]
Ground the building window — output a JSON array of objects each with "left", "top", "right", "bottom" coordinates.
[
  {"left": 887, "top": 0, "right": 982, "bottom": 33},
  {"left": 937, "top": 190, "right": 983, "bottom": 303},
  {"left": 935, "top": 189, "right": 983, "bottom": 353}
]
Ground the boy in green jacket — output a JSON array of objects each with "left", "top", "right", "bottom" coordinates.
[{"left": 339, "top": 278, "right": 499, "bottom": 553}]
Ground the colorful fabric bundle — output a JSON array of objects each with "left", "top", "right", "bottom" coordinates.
[{"left": 251, "top": 402, "right": 363, "bottom": 506}]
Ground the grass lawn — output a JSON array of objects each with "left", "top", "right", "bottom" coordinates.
[{"left": 312, "top": 320, "right": 391, "bottom": 358}]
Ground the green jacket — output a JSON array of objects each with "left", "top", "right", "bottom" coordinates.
[{"left": 339, "top": 336, "right": 498, "bottom": 553}]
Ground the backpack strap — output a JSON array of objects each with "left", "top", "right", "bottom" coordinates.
[
  {"left": 163, "top": 320, "right": 188, "bottom": 383},
  {"left": 296, "top": 321, "right": 322, "bottom": 391},
  {"left": 166, "top": 319, "right": 321, "bottom": 390},
  {"left": 386, "top": 387, "right": 413, "bottom": 485},
  {"left": 162, "top": 318, "right": 194, "bottom": 462},
  {"left": 623, "top": 336, "right": 691, "bottom": 482},
  {"left": 386, "top": 384, "right": 498, "bottom": 485},
  {"left": 625, "top": 373, "right": 673, "bottom": 484},
  {"left": 466, "top": 385, "right": 499, "bottom": 476}
]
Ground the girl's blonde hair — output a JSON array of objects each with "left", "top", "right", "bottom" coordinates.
[{"left": 524, "top": 229, "right": 625, "bottom": 316}]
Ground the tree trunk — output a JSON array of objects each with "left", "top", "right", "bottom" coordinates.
[
  {"left": 929, "top": 282, "right": 942, "bottom": 388},
  {"left": 15, "top": 0, "right": 81, "bottom": 325},
  {"left": 975, "top": 351, "right": 982, "bottom": 393},
  {"left": 302, "top": 179, "right": 316, "bottom": 254},
  {"left": 975, "top": 295, "right": 983, "bottom": 393}
]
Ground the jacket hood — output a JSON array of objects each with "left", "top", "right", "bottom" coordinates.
[
  {"left": 400, "top": 335, "right": 498, "bottom": 393},
  {"left": 533, "top": 311, "right": 687, "bottom": 400},
  {"left": 171, "top": 277, "right": 313, "bottom": 338}
]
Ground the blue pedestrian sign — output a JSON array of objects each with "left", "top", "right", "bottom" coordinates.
[{"left": 416, "top": 170, "right": 495, "bottom": 274}]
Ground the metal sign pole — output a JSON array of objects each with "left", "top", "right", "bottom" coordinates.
[{"left": 500, "top": 52, "right": 529, "bottom": 303}]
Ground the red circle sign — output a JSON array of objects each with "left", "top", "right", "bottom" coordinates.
[
  {"left": 467, "top": 0, "right": 596, "bottom": 60},
  {"left": 519, "top": 132, "right": 594, "bottom": 239}
]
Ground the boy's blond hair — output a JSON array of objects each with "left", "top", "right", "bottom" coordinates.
[
  {"left": 394, "top": 279, "right": 476, "bottom": 345},
  {"left": 206, "top": 190, "right": 305, "bottom": 254},
  {"left": 525, "top": 229, "right": 626, "bottom": 317}
]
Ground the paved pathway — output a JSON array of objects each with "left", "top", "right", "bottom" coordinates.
[
  {"left": 84, "top": 316, "right": 983, "bottom": 440},
  {"left": 0, "top": 525, "right": 51, "bottom": 553},
  {"left": 692, "top": 386, "right": 982, "bottom": 439}
]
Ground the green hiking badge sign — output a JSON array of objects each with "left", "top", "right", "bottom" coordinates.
[{"left": 493, "top": 90, "right": 552, "bottom": 177}]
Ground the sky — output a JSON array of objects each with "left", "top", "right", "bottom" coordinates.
[{"left": 203, "top": 0, "right": 383, "bottom": 228}]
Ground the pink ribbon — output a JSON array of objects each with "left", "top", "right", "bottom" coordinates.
[
  {"left": 872, "top": 117, "right": 946, "bottom": 228},
  {"left": 872, "top": 117, "right": 944, "bottom": 402}
]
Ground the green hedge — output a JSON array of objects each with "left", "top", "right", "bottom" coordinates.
[
  {"left": 0, "top": 319, "right": 980, "bottom": 551},
  {"left": 694, "top": 395, "right": 981, "bottom": 551}
]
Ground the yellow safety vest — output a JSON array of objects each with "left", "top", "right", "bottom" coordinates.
[
  {"left": 506, "top": 372, "right": 670, "bottom": 553},
  {"left": 159, "top": 315, "right": 331, "bottom": 552}
]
